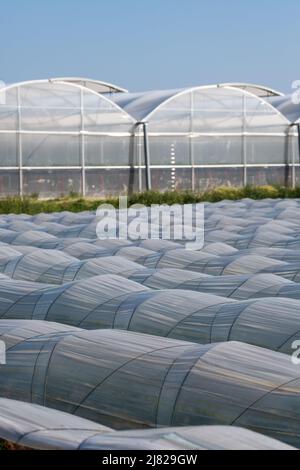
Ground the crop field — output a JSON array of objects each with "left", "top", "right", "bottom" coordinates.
[{"left": 0, "top": 197, "right": 299, "bottom": 449}]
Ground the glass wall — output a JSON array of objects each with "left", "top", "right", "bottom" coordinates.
[
  {"left": 0, "top": 81, "right": 135, "bottom": 197},
  {"left": 0, "top": 82, "right": 297, "bottom": 196},
  {"left": 145, "top": 86, "right": 293, "bottom": 191},
  {"left": 23, "top": 170, "right": 82, "bottom": 197},
  {"left": 85, "top": 168, "right": 139, "bottom": 196}
]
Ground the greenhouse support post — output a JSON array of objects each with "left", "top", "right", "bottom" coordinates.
[
  {"left": 80, "top": 88, "right": 86, "bottom": 197},
  {"left": 142, "top": 121, "right": 151, "bottom": 191},
  {"left": 242, "top": 93, "right": 247, "bottom": 187},
  {"left": 298, "top": 124, "right": 300, "bottom": 168},
  {"left": 290, "top": 123, "right": 300, "bottom": 188},
  {"left": 17, "top": 87, "right": 23, "bottom": 197}
]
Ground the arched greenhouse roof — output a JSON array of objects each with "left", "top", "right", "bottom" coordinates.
[
  {"left": 111, "top": 84, "right": 290, "bottom": 124},
  {"left": 0, "top": 79, "right": 136, "bottom": 129},
  {"left": 111, "top": 88, "right": 185, "bottom": 121}
]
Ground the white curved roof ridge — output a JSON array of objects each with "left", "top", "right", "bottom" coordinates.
[{"left": 50, "top": 76, "right": 128, "bottom": 94}]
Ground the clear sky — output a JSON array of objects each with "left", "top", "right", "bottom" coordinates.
[{"left": 0, "top": 0, "right": 299, "bottom": 93}]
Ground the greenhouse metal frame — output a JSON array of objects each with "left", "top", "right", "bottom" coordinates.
[{"left": 0, "top": 78, "right": 300, "bottom": 197}]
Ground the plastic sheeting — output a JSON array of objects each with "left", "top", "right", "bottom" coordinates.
[
  {"left": 0, "top": 324, "right": 300, "bottom": 446},
  {"left": 127, "top": 269, "right": 300, "bottom": 299},
  {"left": 0, "top": 399, "right": 293, "bottom": 450},
  {"left": 0, "top": 276, "right": 300, "bottom": 353},
  {"left": 1, "top": 200, "right": 300, "bottom": 448}
]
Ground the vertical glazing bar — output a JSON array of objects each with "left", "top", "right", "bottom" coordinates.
[
  {"left": 190, "top": 91, "right": 195, "bottom": 191},
  {"left": 137, "top": 126, "right": 142, "bottom": 192},
  {"left": 80, "top": 88, "right": 86, "bottom": 197},
  {"left": 242, "top": 94, "right": 247, "bottom": 187},
  {"left": 17, "top": 87, "right": 23, "bottom": 197},
  {"left": 291, "top": 125, "right": 296, "bottom": 189},
  {"left": 297, "top": 124, "right": 300, "bottom": 187},
  {"left": 143, "top": 122, "right": 151, "bottom": 191},
  {"left": 298, "top": 124, "right": 300, "bottom": 161}
]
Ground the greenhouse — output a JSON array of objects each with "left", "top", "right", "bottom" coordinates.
[
  {"left": 0, "top": 79, "right": 300, "bottom": 197},
  {"left": 0, "top": 78, "right": 135, "bottom": 197}
]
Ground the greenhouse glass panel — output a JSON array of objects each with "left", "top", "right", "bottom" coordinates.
[
  {"left": 295, "top": 167, "right": 300, "bottom": 186},
  {"left": 23, "top": 169, "right": 82, "bottom": 197},
  {"left": 191, "top": 87, "right": 244, "bottom": 133},
  {"left": 194, "top": 168, "right": 244, "bottom": 190},
  {"left": 0, "top": 88, "right": 18, "bottom": 130},
  {"left": 174, "top": 168, "right": 193, "bottom": 190},
  {"left": 85, "top": 136, "right": 133, "bottom": 166},
  {"left": 21, "top": 108, "right": 81, "bottom": 132},
  {"left": 247, "top": 167, "right": 289, "bottom": 186},
  {"left": 83, "top": 91, "right": 134, "bottom": 133},
  {"left": 20, "top": 83, "right": 81, "bottom": 107},
  {"left": 246, "top": 136, "right": 289, "bottom": 165},
  {"left": 145, "top": 168, "right": 171, "bottom": 191},
  {"left": 147, "top": 92, "right": 191, "bottom": 133},
  {"left": 0, "top": 171, "right": 19, "bottom": 195},
  {"left": 22, "top": 134, "right": 80, "bottom": 167},
  {"left": 150, "top": 168, "right": 192, "bottom": 191},
  {"left": 0, "top": 134, "right": 18, "bottom": 166},
  {"left": 85, "top": 169, "right": 138, "bottom": 196},
  {"left": 245, "top": 94, "right": 290, "bottom": 133},
  {"left": 147, "top": 136, "right": 190, "bottom": 165},
  {"left": 192, "top": 136, "right": 243, "bottom": 165},
  {"left": 20, "top": 83, "right": 81, "bottom": 132}
]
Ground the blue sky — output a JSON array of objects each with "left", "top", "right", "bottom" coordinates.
[{"left": 0, "top": 0, "right": 299, "bottom": 93}]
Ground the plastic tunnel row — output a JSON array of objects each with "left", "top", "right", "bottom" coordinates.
[
  {"left": 0, "top": 200, "right": 300, "bottom": 448},
  {"left": 0, "top": 273, "right": 299, "bottom": 353},
  {"left": 0, "top": 398, "right": 294, "bottom": 450},
  {"left": 1, "top": 241, "right": 300, "bottom": 283},
  {"left": 0, "top": 321, "right": 300, "bottom": 447}
]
